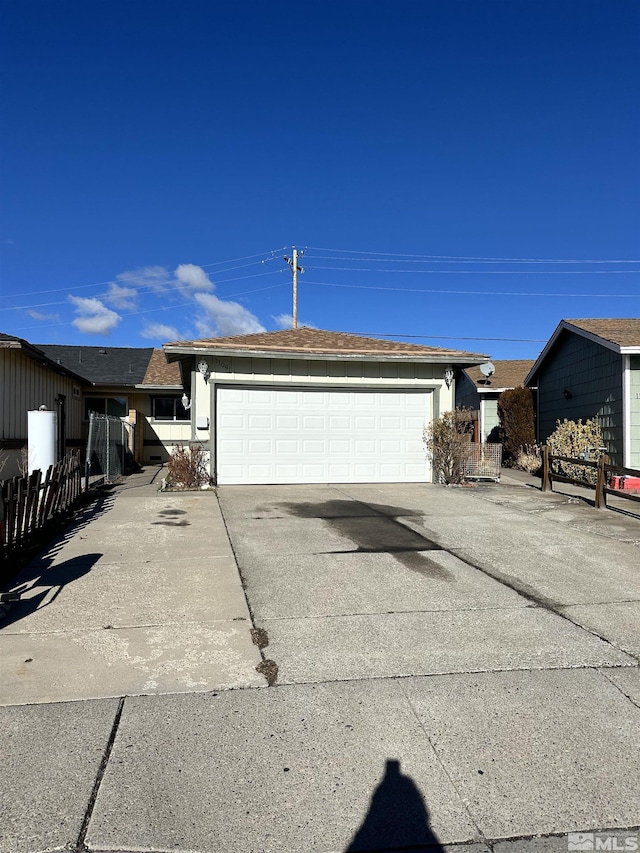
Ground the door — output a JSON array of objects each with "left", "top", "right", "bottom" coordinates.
[{"left": 216, "top": 386, "right": 432, "bottom": 485}]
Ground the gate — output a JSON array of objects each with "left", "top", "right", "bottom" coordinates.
[{"left": 86, "top": 413, "right": 134, "bottom": 485}]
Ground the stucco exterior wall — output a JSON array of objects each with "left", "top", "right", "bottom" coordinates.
[{"left": 536, "top": 332, "right": 623, "bottom": 464}]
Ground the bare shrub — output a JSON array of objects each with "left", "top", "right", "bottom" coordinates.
[
  {"left": 18, "top": 446, "right": 30, "bottom": 476},
  {"left": 515, "top": 443, "right": 542, "bottom": 474},
  {"left": 166, "top": 444, "right": 210, "bottom": 489},
  {"left": 424, "top": 408, "right": 474, "bottom": 485},
  {"left": 546, "top": 418, "right": 605, "bottom": 485}
]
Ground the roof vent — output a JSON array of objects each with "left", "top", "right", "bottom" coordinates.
[{"left": 99, "top": 349, "right": 108, "bottom": 355}]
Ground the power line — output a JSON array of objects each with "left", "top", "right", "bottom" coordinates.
[
  {"left": 0, "top": 248, "right": 286, "bottom": 299},
  {"left": 350, "top": 331, "right": 547, "bottom": 343},
  {"left": 3, "top": 269, "right": 285, "bottom": 312},
  {"left": 307, "top": 254, "right": 640, "bottom": 266},
  {"left": 306, "top": 246, "right": 640, "bottom": 264},
  {"left": 305, "top": 280, "right": 639, "bottom": 298},
  {"left": 3, "top": 282, "right": 290, "bottom": 333},
  {"left": 308, "top": 265, "right": 640, "bottom": 275}
]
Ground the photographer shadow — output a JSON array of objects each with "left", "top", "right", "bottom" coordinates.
[{"left": 346, "top": 759, "right": 444, "bottom": 851}]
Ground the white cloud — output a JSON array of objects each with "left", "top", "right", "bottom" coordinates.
[
  {"left": 69, "top": 296, "right": 121, "bottom": 335},
  {"left": 116, "top": 265, "right": 173, "bottom": 294},
  {"left": 140, "top": 322, "right": 179, "bottom": 341},
  {"left": 175, "top": 263, "right": 214, "bottom": 292},
  {"left": 194, "top": 317, "right": 216, "bottom": 338},
  {"left": 273, "top": 313, "right": 317, "bottom": 329},
  {"left": 104, "top": 282, "right": 138, "bottom": 310},
  {"left": 27, "top": 309, "right": 60, "bottom": 321},
  {"left": 194, "top": 292, "right": 266, "bottom": 337}
]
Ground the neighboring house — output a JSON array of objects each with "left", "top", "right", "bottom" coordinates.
[
  {"left": 0, "top": 333, "right": 87, "bottom": 479},
  {"left": 38, "top": 344, "right": 190, "bottom": 466},
  {"left": 456, "top": 360, "right": 535, "bottom": 443},
  {"left": 524, "top": 318, "right": 640, "bottom": 467},
  {"left": 163, "top": 327, "right": 488, "bottom": 485}
]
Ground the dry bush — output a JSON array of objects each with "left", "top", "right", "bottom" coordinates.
[
  {"left": 166, "top": 444, "right": 210, "bottom": 489},
  {"left": 424, "top": 408, "right": 474, "bottom": 485},
  {"left": 515, "top": 443, "right": 542, "bottom": 474},
  {"left": 546, "top": 418, "right": 605, "bottom": 485}
]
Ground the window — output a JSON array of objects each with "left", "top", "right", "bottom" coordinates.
[
  {"left": 84, "top": 396, "right": 128, "bottom": 420},
  {"left": 152, "top": 396, "right": 189, "bottom": 421}
]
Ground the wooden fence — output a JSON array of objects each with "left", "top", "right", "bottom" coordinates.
[
  {"left": 542, "top": 446, "right": 640, "bottom": 510},
  {"left": 0, "top": 451, "right": 84, "bottom": 561}
]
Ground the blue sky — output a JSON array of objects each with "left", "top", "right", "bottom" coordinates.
[{"left": 1, "top": 0, "right": 638, "bottom": 360}]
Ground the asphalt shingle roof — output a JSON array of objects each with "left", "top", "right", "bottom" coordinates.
[
  {"left": 463, "top": 359, "right": 535, "bottom": 390},
  {"left": 165, "top": 327, "right": 488, "bottom": 360},
  {"left": 565, "top": 318, "right": 640, "bottom": 348},
  {"left": 37, "top": 345, "right": 154, "bottom": 386},
  {"left": 141, "top": 349, "right": 182, "bottom": 386},
  {"left": 1, "top": 333, "right": 88, "bottom": 383}
]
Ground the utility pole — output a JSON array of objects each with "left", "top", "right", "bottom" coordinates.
[{"left": 283, "top": 247, "right": 304, "bottom": 328}]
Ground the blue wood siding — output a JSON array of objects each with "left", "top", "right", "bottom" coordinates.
[
  {"left": 455, "top": 372, "right": 480, "bottom": 412},
  {"left": 536, "top": 331, "right": 623, "bottom": 464}
]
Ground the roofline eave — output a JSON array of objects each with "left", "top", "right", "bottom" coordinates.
[
  {"left": 524, "top": 320, "right": 639, "bottom": 385},
  {"left": 162, "top": 345, "right": 488, "bottom": 365},
  {"left": 135, "top": 384, "right": 184, "bottom": 391}
]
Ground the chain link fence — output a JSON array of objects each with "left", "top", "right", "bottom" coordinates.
[
  {"left": 86, "top": 413, "right": 134, "bottom": 486},
  {"left": 461, "top": 443, "right": 502, "bottom": 481}
]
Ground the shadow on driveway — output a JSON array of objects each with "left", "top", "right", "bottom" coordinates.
[
  {"left": 346, "top": 759, "right": 444, "bottom": 851},
  {"left": 277, "top": 499, "right": 452, "bottom": 580},
  {"left": 1, "top": 553, "right": 102, "bottom": 630}
]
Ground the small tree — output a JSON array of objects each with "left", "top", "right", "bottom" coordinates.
[
  {"left": 424, "top": 408, "right": 474, "bottom": 484},
  {"left": 546, "top": 418, "right": 605, "bottom": 485},
  {"left": 497, "top": 386, "right": 535, "bottom": 462}
]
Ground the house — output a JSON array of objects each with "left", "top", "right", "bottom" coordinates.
[
  {"left": 38, "top": 344, "right": 190, "bottom": 466},
  {"left": 455, "top": 360, "right": 535, "bottom": 443},
  {"left": 0, "top": 333, "right": 87, "bottom": 479},
  {"left": 524, "top": 319, "right": 640, "bottom": 467},
  {"left": 163, "top": 327, "right": 488, "bottom": 485}
]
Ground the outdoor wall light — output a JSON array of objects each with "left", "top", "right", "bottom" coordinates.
[
  {"left": 444, "top": 368, "right": 455, "bottom": 389},
  {"left": 181, "top": 393, "right": 192, "bottom": 411},
  {"left": 197, "top": 360, "right": 209, "bottom": 379},
  {"left": 563, "top": 388, "right": 572, "bottom": 400}
]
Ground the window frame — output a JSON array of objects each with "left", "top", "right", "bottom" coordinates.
[
  {"left": 83, "top": 396, "right": 128, "bottom": 421},
  {"left": 151, "top": 396, "right": 190, "bottom": 422}
]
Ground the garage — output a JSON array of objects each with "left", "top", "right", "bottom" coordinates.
[
  {"left": 216, "top": 386, "right": 431, "bottom": 484},
  {"left": 163, "top": 327, "right": 488, "bottom": 486}
]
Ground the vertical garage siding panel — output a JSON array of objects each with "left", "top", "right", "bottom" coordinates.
[{"left": 630, "top": 356, "right": 640, "bottom": 469}]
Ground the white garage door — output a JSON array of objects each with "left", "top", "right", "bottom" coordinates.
[{"left": 216, "top": 386, "right": 431, "bottom": 485}]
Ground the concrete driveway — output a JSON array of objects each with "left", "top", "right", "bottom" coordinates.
[
  {"left": 212, "top": 482, "right": 640, "bottom": 848},
  {"left": 2, "top": 476, "right": 639, "bottom": 853}
]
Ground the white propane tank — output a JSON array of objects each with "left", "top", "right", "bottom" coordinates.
[{"left": 28, "top": 408, "right": 57, "bottom": 475}]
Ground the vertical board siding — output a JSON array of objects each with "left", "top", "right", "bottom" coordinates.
[
  {"left": 630, "top": 356, "right": 640, "bottom": 469},
  {"left": 1, "top": 350, "right": 84, "bottom": 479},
  {"left": 537, "top": 333, "right": 623, "bottom": 464}
]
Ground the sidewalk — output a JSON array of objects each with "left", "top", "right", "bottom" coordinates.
[{"left": 0, "top": 468, "right": 263, "bottom": 705}]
